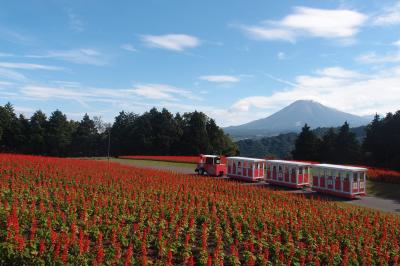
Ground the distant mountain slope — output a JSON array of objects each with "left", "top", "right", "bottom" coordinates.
[
  {"left": 237, "top": 125, "right": 367, "bottom": 159},
  {"left": 225, "top": 100, "right": 370, "bottom": 139}
]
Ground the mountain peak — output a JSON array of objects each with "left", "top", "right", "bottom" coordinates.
[{"left": 224, "top": 100, "right": 370, "bottom": 138}]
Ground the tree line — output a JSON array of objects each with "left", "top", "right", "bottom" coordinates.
[
  {"left": 0, "top": 102, "right": 238, "bottom": 157},
  {"left": 292, "top": 111, "right": 400, "bottom": 170}
]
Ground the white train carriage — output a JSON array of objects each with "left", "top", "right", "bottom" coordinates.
[
  {"left": 266, "top": 160, "right": 312, "bottom": 188},
  {"left": 227, "top": 157, "right": 266, "bottom": 182},
  {"left": 312, "top": 164, "right": 367, "bottom": 198}
]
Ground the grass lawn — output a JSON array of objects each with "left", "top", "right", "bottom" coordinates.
[
  {"left": 366, "top": 180, "right": 400, "bottom": 201},
  {"left": 91, "top": 157, "right": 196, "bottom": 169}
]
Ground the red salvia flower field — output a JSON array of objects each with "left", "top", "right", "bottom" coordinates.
[
  {"left": 0, "top": 153, "right": 399, "bottom": 265},
  {"left": 366, "top": 167, "right": 400, "bottom": 184}
]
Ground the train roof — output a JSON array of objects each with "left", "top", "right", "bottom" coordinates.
[
  {"left": 200, "top": 154, "right": 220, "bottom": 158},
  {"left": 227, "top": 156, "right": 266, "bottom": 162},
  {"left": 313, "top": 163, "right": 368, "bottom": 172},
  {"left": 266, "top": 159, "right": 311, "bottom": 166}
]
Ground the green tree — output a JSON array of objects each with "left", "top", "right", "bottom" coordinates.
[
  {"left": 292, "top": 124, "right": 321, "bottom": 161},
  {"left": 111, "top": 111, "right": 139, "bottom": 155},
  {"left": 180, "top": 111, "right": 210, "bottom": 155},
  {"left": 45, "top": 110, "right": 73, "bottom": 156},
  {"left": 334, "top": 122, "right": 362, "bottom": 164},
  {"left": 70, "top": 114, "right": 99, "bottom": 156},
  {"left": 28, "top": 110, "right": 48, "bottom": 154},
  {"left": 319, "top": 128, "right": 337, "bottom": 162},
  {"left": 363, "top": 112, "right": 400, "bottom": 170}
]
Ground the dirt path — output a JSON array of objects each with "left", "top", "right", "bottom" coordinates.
[{"left": 108, "top": 158, "right": 400, "bottom": 214}]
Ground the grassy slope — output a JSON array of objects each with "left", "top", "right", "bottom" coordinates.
[
  {"left": 366, "top": 180, "right": 400, "bottom": 201},
  {"left": 92, "top": 157, "right": 195, "bottom": 169}
]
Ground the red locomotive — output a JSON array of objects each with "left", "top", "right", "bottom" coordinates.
[{"left": 195, "top": 154, "right": 226, "bottom": 177}]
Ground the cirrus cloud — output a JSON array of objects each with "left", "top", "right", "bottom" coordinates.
[
  {"left": 372, "top": 2, "right": 400, "bottom": 26},
  {"left": 0, "top": 62, "right": 62, "bottom": 71},
  {"left": 26, "top": 48, "right": 108, "bottom": 66},
  {"left": 199, "top": 75, "right": 240, "bottom": 83},
  {"left": 141, "top": 34, "right": 200, "bottom": 51}
]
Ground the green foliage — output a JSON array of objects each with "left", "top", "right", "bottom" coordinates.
[
  {"left": 363, "top": 112, "right": 400, "bottom": 170},
  {"left": 292, "top": 122, "right": 362, "bottom": 164},
  {"left": 292, "top": 124, "right": 321, "bottom": 161},
  {"left": 112, "top": 108, "right": 238, "bottom": 156},
  {"left": 0, "top": 103, "right": 237, "bottom": 157},
  {"left": 237, "top": 133, "right": 297, "bottom": 158}
]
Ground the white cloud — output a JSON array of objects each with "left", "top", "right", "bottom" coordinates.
[
  {"left": 241, "top": 6, "right": 367, "bottom": 42},
  {"left": 372, "top": 2, "right": 400, "bottom": 26},
  {"left": 242, "top": 27, "right": 295, "bottom": 42},
  {"left": 121, "top": 44, "right": 138, "bottom": 52},
  {"left": 18, "top": 82, "right": 200, "bottom": 104},
  {"left": 141, "top": 34, "right": 200, "bottom": 51},
  {"left": 0, "top": 62, "right": 62, "bottom": 70},
  {"left": 0, "top": 81, "right": 14, "bottom": 86},
  {"left": 224, "top": 66, "right": 400, "bottom": 126},
  {"left": 21, "top": 85, "right": 91, "bottom": 99},
  {"left": 0, "top": 68, "right": 27, "bottom": 81},
  {"left": 27, "top": 49, "right": 108, "bottom": 66},
  {"left": 315, "top": 67, "right": 361, "bottom": 78},
  {"left": 131, "top": 83, "right": 201, "bottom": 101},
  {"left": 357, "top": 51, "right": 400, "bottom": 64},
  {"left": 199, "top": 75, "right": 240, "bottom": 83},
  {"left": 277, "top": 52, "right": 286, "bottom": 60}
]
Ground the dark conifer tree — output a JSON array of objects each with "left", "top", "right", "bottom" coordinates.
[
  {"left": 319, "top": 128, "right": 338, "bottom": 162},
  {"left": 45, "top": 110, "right": 73, "bottom": 156},
  {"left": 292, "top": 124, "right": 321, "bottom": 161},
  {"left": 334, "top": 122, "right": 362, "bottom": 164},
  {"left": 28, "top": 110, "right": 47, "bottom": 154}
]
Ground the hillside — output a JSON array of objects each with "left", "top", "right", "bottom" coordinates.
[{"left": 237, "top": 125, "right": 366, "bottom": 158}]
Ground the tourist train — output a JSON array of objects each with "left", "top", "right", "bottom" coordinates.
[{"left": 196, "top": 154, "right": 367, "bottom": 198}]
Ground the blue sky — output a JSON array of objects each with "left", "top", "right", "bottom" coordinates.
[{"left": 0, "top": 0, "right": 400, "bottom": 126}]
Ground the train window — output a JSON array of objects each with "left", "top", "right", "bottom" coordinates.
[
  {"left": 353, "top": 172, "right": 358, "bottom": 182},
  {"left": 291, "top": 168, "right": 295, "bottom": 175},
  {"left": 206, "top": 157, "right": 213, "bottom": 164},
  {"left": 215, "top": 158, "right": 220, "bottom": 164},
  {"left": 299, "top": 167, "right": 303, "bottom": 174},
  {"left": 237, "top": 161, "right": 242, "bottom": 168},
  {"left": 278, "top": 165, "right": 282, "bottom": 172}
]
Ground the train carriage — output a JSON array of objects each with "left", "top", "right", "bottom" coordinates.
[
  {"left": 266, "top": 160, "right": 312, "bottom": 188},
  {"left": 312, "top": 164, "right": 367, "bottom": 198},
  {"left": 227, "top": 157, "right": 266, "bottom": 182}
]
